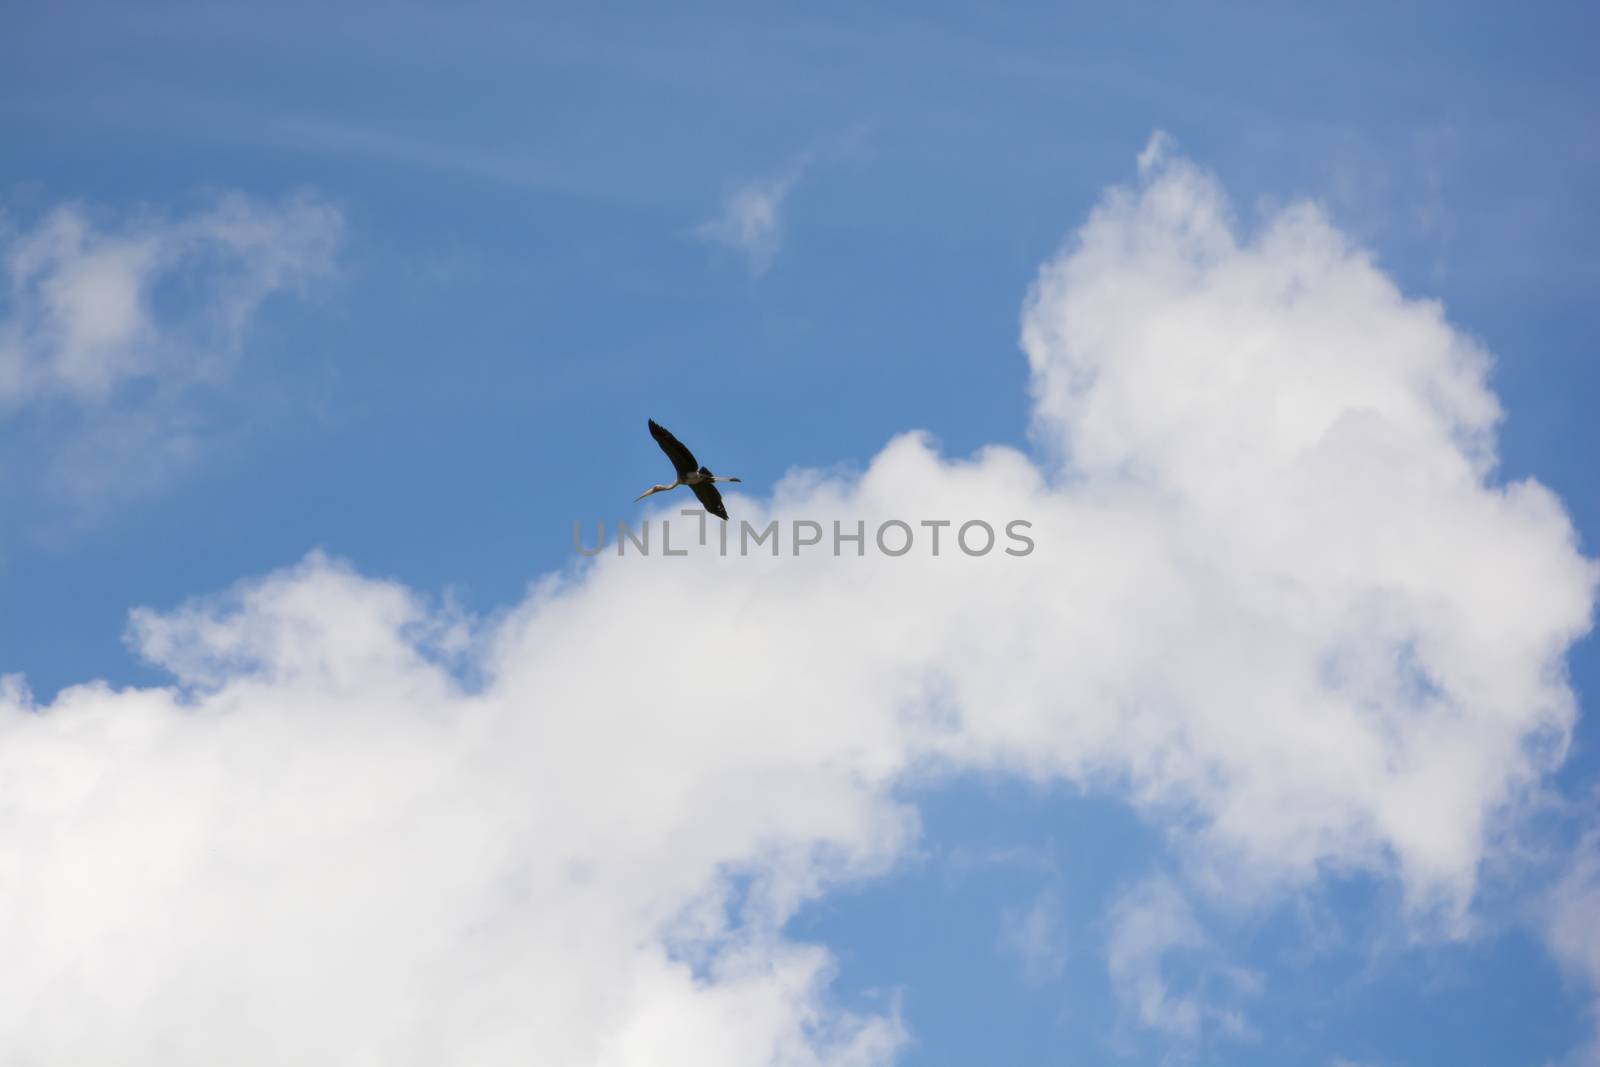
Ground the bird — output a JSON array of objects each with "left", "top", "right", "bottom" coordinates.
[{"left": 635, "top": 419, "right": 742, "bottom": 520}]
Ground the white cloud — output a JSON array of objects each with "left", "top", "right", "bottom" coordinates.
[
  {"left": 0, "top": 135, "right": 1593, "bottom": 1062},
  {"left": 696, "top": 174, "right": 796, "bottom": 275},
  {"left": 1018, "top": 136, "right": 1593, "bottom": 920},
  {"left": 0, "top": 553, "right": 913, "bottom": 1065},
  {"left": 0, "top": 193, "right": 340, "bottom": 405}
]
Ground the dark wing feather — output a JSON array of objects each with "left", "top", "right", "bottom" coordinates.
[
  {"left": 690, "top": 480, "right": 729, "bottom": 521},
  {"left": 649, "top": 419, "right": 699, "bottom": 478}
]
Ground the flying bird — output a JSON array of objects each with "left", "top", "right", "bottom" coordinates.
[{"left": 635, "top": 419, "right": 743, "bottom": 520}]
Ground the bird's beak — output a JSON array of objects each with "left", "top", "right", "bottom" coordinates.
[{"left": 634, "top": 488, "right": 655, "bottom": 502}]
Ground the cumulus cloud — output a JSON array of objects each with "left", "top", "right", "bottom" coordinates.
[
  {"left": 0, "top": 193, "right": 341, "bottom": 405},
  {"left": 1019, "top": 140, "right": 1593, "bottom": 919},
  {"left": 1, "top": 554, "right": 913, "bottom": 1065},
  {"left": 696, "top": 174, "right": 796, "bottom": 275},
  {"left": 1, "top": 136, "right": 1592, "bottom": 1062}
]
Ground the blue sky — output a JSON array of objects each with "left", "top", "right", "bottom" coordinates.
[{"left": 3, "top": 4, "right": 1598, "bottom": 1064}]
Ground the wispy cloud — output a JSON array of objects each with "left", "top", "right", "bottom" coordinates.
[
  {"left": 265, "top": 114, "right": 598, "bottom": 195},
  {"left": 1105, "top": 877, "right": 1259, "bottom": 1045},
  {"left": 1, "top": 193, "right": 340, "bottom": 405},
  {"left": 694, "top": 124, "right": 875, "bottom": 276},
  {"left": 0, "top": 193, "right": 341, "bottom": 524},
  {"left": 999, "top": 889, "right": 1068, "bottom": 984},
  {"left": 696, "top": 173, "right": 798, "bottom": 275},
  {"left": 1544, "top": 832, "right": 1600, "bottom": 1064}
]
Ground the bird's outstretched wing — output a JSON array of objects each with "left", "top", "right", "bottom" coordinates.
[
  {"left": 649, "top": 419, "right": 699, "bottom": 478},
  {"left": 690, "top": 480, "right": 729, "bottom": 521}
]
